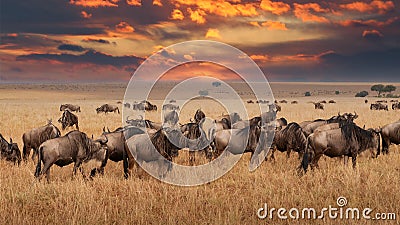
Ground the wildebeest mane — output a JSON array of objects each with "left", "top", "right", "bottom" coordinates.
[
  {"left": 151, "top": 129, "right": 183, "bottom": 160},
  {"left": 341, "top": 123, "right": 375, "bottom": 151},
  {"left": 281, "top": 122, "right": 307, "bottom": 151}
]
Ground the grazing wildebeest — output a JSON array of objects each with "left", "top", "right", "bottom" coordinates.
[
  {"left": 300, "top": 113, "right": 353, "bottom": 137},
  {"left": 0, "top": 134, "right": 22, "bottom": 165},
  {"left": 92, "top": 126, "right": 145, "bottom": 178},
  {"left": 380, "top": 121, "right": 400, "bottom": 154},
  {"left": 124, "top": 128, "right": 186, "bottom": 178},
  {"left": 123, "top": 102, "right": 131, "bottom": 108},
  {"left": 96, "top": 104, "right": 120, "bottom": 114},
  {"left": 291, "top": 101, "right": 298, "bottom": 104},
  {"left": 169, "top": 99, "right": 176, "bottom": 103},
  {"left": 60, "top": 104, "right": 81, "bottom": 112},
  {"left": 319, "top": 100, "right": 327, "bottom": 104},
  {"left": 22, "top": 120, "right": 61, "bottom": 162},
  {"left": 247, "top": 100, "right": 254, "bottom": 104},
  {"left": 328, "top": 100, "right": 336, "bottom": 104},
  {"left": 162, "top": 104, "right": 180, "bottom": 111},
  {"left": 58, "top": 109, "right": 79, "bottom": 130},
  {"left": 256, "top": 100, "right": 269, "bottom": 104},
  {"left": 269, "top": 123, "right": 307, "bottom": 160},
  {"left": 392, "top": 102, "right": 400, "bottom": 110},
  {"left": 370, "top": 103, "right": 388, "bottom": 111},
  {"left": 311, "top": 102, "right": 324, "bottom": 110},
  {"left": 390, "top": 100, "right": 399, "bottom": 103},
  {"left": 35, "top": 130, "right": 108, "bottom": 182},
  {"left": 142, "top": 100, "right": 158, "bottom": 111},
  {"left": 279, "top": 100, "right": 288, "bottom": 104},
  {"left": 299, "top": 123, "right": 380, "bottom": 173},
  {"left": 377, "top": 100, "right": 388, "bottom": 103}
]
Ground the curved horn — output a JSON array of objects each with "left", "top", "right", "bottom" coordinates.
[
  {"left": 9, "top": 138, "right": 13, "bottom": 144},
  {"left": 103, "top": 127, "right": 106, "bottom": 133},
  {"left": 107, "top": 127, "right": 110, "bottom": 133}
]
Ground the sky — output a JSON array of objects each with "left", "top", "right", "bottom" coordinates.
[{"left": 0, "top": 0, "right": 399, "bottom": 82}]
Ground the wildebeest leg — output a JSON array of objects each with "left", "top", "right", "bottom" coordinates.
[
  {"left": 39, "top": 162, "right": 53, "bottom": 183},
  {"left": 269, "top": 148, "right": 276, "bottom": 162},
  {"left": 351, "top": 154, "right": 357, "bottom": 169},
  {"left": 310, "top": 153, "right": 323, "bottom": 170},
  {"left": 79, "top": 166, "right": 87, "bottom": 180},
  {"left": 72, "top": 161, "right": 82, "bottom": 178},
  {"left": 76, "top": 122, "right": 79, "bottom": 131},
  {"left": 286, "top": 148, "right": 291, "bottom": 158},
  {"left": 343, "top": 156, "right": 349, "bottom": 166},
  {"left": 23, "top": 145, "right": 30, "bottom": 162},
  {"left": 31, "top": 148, "right": 37, "bottom": 162}
]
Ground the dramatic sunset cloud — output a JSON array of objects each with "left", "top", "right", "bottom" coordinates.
[{"left": 1, "top": 0, "right": 399, "bottom": 82}]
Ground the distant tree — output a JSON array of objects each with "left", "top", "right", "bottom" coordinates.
[
  {"left": 212, "top": 81, "right": 221, "bottom": 87},
  {"left": 371, "top": 84, "right": 385, "bottom": 96},
  {"left": 383, "top": 85, "right": 396, "bottom": 94},
  {"left": 355, "top": 91, "right": 369, "bottom": 97},
  {"left": 335, "top": 91, "right": 340, "bottom": 95},
  {"left": 305, "top": 91, "right": 311, "bottom": 96}
]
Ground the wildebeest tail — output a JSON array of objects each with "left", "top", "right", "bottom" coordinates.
[
  {"left": 122, "top": 144, "right": 129, "bottom": 179},
  {"left": 299, "top": 135, "right": 311, "bottom": 174},
  {"left": 34, "top": 146, "right": 43, "bottom": 178}
]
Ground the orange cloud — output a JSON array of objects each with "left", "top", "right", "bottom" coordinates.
[
  {"left": 260, "top": 0, "right": 290, "bottom": 15},
  {"left": 293, "top": 3, "right": 330, "bottom": 23},
  {"left": 6, "top": 33, "right": 18, "bottom": 37},
  {"left": 340, "top": 1, "right": 394, "bottom": 14},
  {"left": 362, "top": 29, "right": 383, "bottom": 37},
  {"left": 81, "top": 10, "right": 92, "bottom": 19},
  {"left": 250, "top": 54, "right": 270, "bottom": 62},
  {"left": 251, "top": 51, "right": 336, "bottom": 63},
  {"left": 115, "top": 21, "right": 135, "bottom": 33},
  {"left": 187, "top": 8, "right": 206, "bottom": 24},
  {"left": 126, "top": 0, "right": 141, "bottom": 6},
  {"left": 205, "top": 28, "right": 221, "bottom": 39},
  {"left": 261, "top": 21, "right": 288, "bottom": 30},
  {"left": 339, "top": 17, "right": 398, "bottom": 27},
  {"left": 172, "top": 0, "right": 258, "bottom": 19},
  {"left": 171, "top": 9, "right": 184, "bottom": 20},
  {"left": 249, "top": 21, "right": 261, "bottom": 27},
  {"left": 69, "top": 0, "right": 119, "bottom": 7},
  {"left": 153, "top": 0, "right": 162, "bottom": 6}
]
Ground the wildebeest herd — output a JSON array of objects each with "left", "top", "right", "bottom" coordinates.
[{"left": 1, "top": 99, "right": 399, "bottom": 182}]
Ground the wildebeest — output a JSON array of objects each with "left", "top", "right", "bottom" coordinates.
[
  {"left": 274, "top": 104, "right": 282, "bottom": 112},
  {"left": 96, "top": 104, "right": 120, "bottom": 114},
  {"left": 132, "top": 101, "right": 157, "bottom": 111},
  {"left": 300, "top": 113, "right": 355, "bottom": 137},
  {"left": 124, "top": 128, "right": 186, "bottom": 178},
  {"left": 123, "top": 102, "right": 131, "bottom": 108},
  {"left": 390, "top": 100, "right": 399, "bottom": 103},
  {"left": 291, "top": 101, "right": 298, "bottom": 104},
  {"left": 94, "top": 126, "right": 145, "bottom": 177},
  {"left": 318, "top": 100, "right": 327, "bottom": 104},
  {"left": 163, "top": 110, "right": 179, "bottom": 127},
  {"left": 247, "top": 100, "right": 254, "bottom": 104},
  {"left": 311, "top": 102, "right": 324, "bottom": 110},
  {"left": 377, "top": 100, "right": 388, "bottom": 103},
  {"left": 22, "top": 120, "right": 61, "bottom": 162},
  {"left": 279, "top": 100, "right": 288, "bottom": 104},
  {"left": 392, "top": 102, "right": 400, "bottom": 110},
  {"left": 365, "top": 99, "right": 368, "bottom": 104},
  {"left": 194, "top": 109, "right": 206, "bottom": 123},
  {"left": 269, "top": 123, "right": 307, "bottom": 160},
  {"left": 35, "top": 130, "right": 108, "bottom": 182},
  {"left": 256, "top": 100, "right": 269, "bottom": 104},
  {"left": 380, "top": 121, "right": 400, "bottom": 154},
  {"left": 58, "top": 109, "right": 79, "bottom": 130},
  {"left": 60, "top": 104, "right": 81, "bottom": 112},
  {"left": 0, "top": 134, "right": 21, "bottom": 165},
  {"left": 300, "top": 123, "right": 380, "bottom": 173},
  {"left": 370, "top": 103, "right": 388, "bottom": 111},
  {"left": 162, "top": 104, "right": 180, "bottom": 111},
  {"left": 217, "top": 112, "right": 242, "bottom": 129},
  {"left": 126, "top": 116, "right": 162, "bottom": 130},
  {"left": 169, "top": 99, "right": 176, "bottom": 103},
  {"left": 328, "top": 100, "right": 336, "bottom": 104}
]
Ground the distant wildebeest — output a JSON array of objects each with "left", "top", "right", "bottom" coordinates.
[
  {"left": 163, "top": 110, "right": 179, "bottom": 127},
  {"left": 126, "top": 116, "right": 162, "bottom": 130},
  {"left": 311, "top": 102, "right": 324, "bottom": 110},
  {"left": 318, "top": 100, "right": 327, "bottom": 104},
  {"left": 58, "top": 110, "right": 79, "bottom": 130},
  {"left": 291, "top": 101, "right": 298, "bottom": 104},
  {"left": 299, "top": 123, "right": 380, "bottom": 173},
  {"left": 380, "top": 121, "right": 400, "bottom": 154},
  {"left": 376, "top": 100, "right": 388, "bottom": 103},
  {"left": 93, "top": 126, "right": 145, "bottom": 178},
  {"left": 117, "top": 101, "right": 123, "bottom": 104},
  {"left": 390, "top": 100, "right": 399, "bottom": 103},
  {"left": 247, "top": 100, "right": 254, "bottom": 104},
  {"left": 370, "top": 103, "right": 388, "bottom": 111},
  {"left": 217, "top": 112, "right": 242, "bottom": 129},
  {"left": 0, "top": 134, "right": 21, "bottom": 165},
  {"left": 279, "top": 100, "right": 288, "bottom": 104},
  {"left": 96, "top": 104, "right": 120, "bottom": 114},
  {"left": 169, "top": 99, "right": 176, "bottom": 103},
  {"left": 392, "top": 102, "right": 400, "bottom": 110},
  {"left": 124, "top": 128, "right": 186, "bottom": 178},
  {"left": 162, "top": 104, "right": 180, "bottom": 111},
  {"left": 365, "top": 99, "right": 368, "bottom": 104},
  {"left": 60, "top": 104, "right": 81, "bottom": 112},
  {"left": 35, "top": 130, "right": 108, "bottom": 182},
  {"left": 132, "top": 101, "right": 157, "bottom": 111},
  {"left": 269, "top": 123, "right": 307, "bottom": 160},
  {"left": 256, "top": 100, "right": 269, "bottom": 104},
  {"left": 328, "top": 100, "right": 336, "bottom": 104},
  {"left": 274, "top": 104, "right": 282, "bottom": 112},
  {"left": 123, "top": 102, "right": 131, "bottom": 108},
  {"left": 22, "top": 120, "right": 61, "bottom": 162}
]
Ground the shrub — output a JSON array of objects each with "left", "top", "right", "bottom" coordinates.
[
  {"left": 305, "top": 91, "right": 311, "bottom": 96},
  {"left": 355, "top": 91, "right": 369, "bottom": 97},
  {"left": 335, "top": 91, "right": 340, "bottom": 95}
]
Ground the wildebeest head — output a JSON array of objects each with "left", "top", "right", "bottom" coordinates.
[
  {"left": 194, "top": 109, "right": 206, "bottom": 124},
  {"left": 88, "top": 136, "right": 108, "bottom": 162}
]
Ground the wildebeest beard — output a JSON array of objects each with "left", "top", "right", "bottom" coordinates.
[
  {"left": 341, "top": 123, "right": 379, "bottom": 153},
  {"left": 150, "top": 128, "right": 185, "bottom": 161}
]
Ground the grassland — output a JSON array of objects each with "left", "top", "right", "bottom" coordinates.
[{"left": 0, "top": 82, "right": 399, "bottom": 224}]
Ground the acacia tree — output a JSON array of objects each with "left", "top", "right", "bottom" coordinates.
[
  {"left": 383, "top": 85, "right": 396, "bottom": 95},
  {"left": 371, "top": 84, "right": 384, "bottom": 96}
]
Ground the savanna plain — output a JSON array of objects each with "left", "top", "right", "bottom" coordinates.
[{"left": 0, "top": 82, "right": 399, "bottom": 225}]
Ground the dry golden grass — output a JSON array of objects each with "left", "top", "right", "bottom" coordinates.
[{"left": 0, "top": 83, "right": 399, "bottom": 225}]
